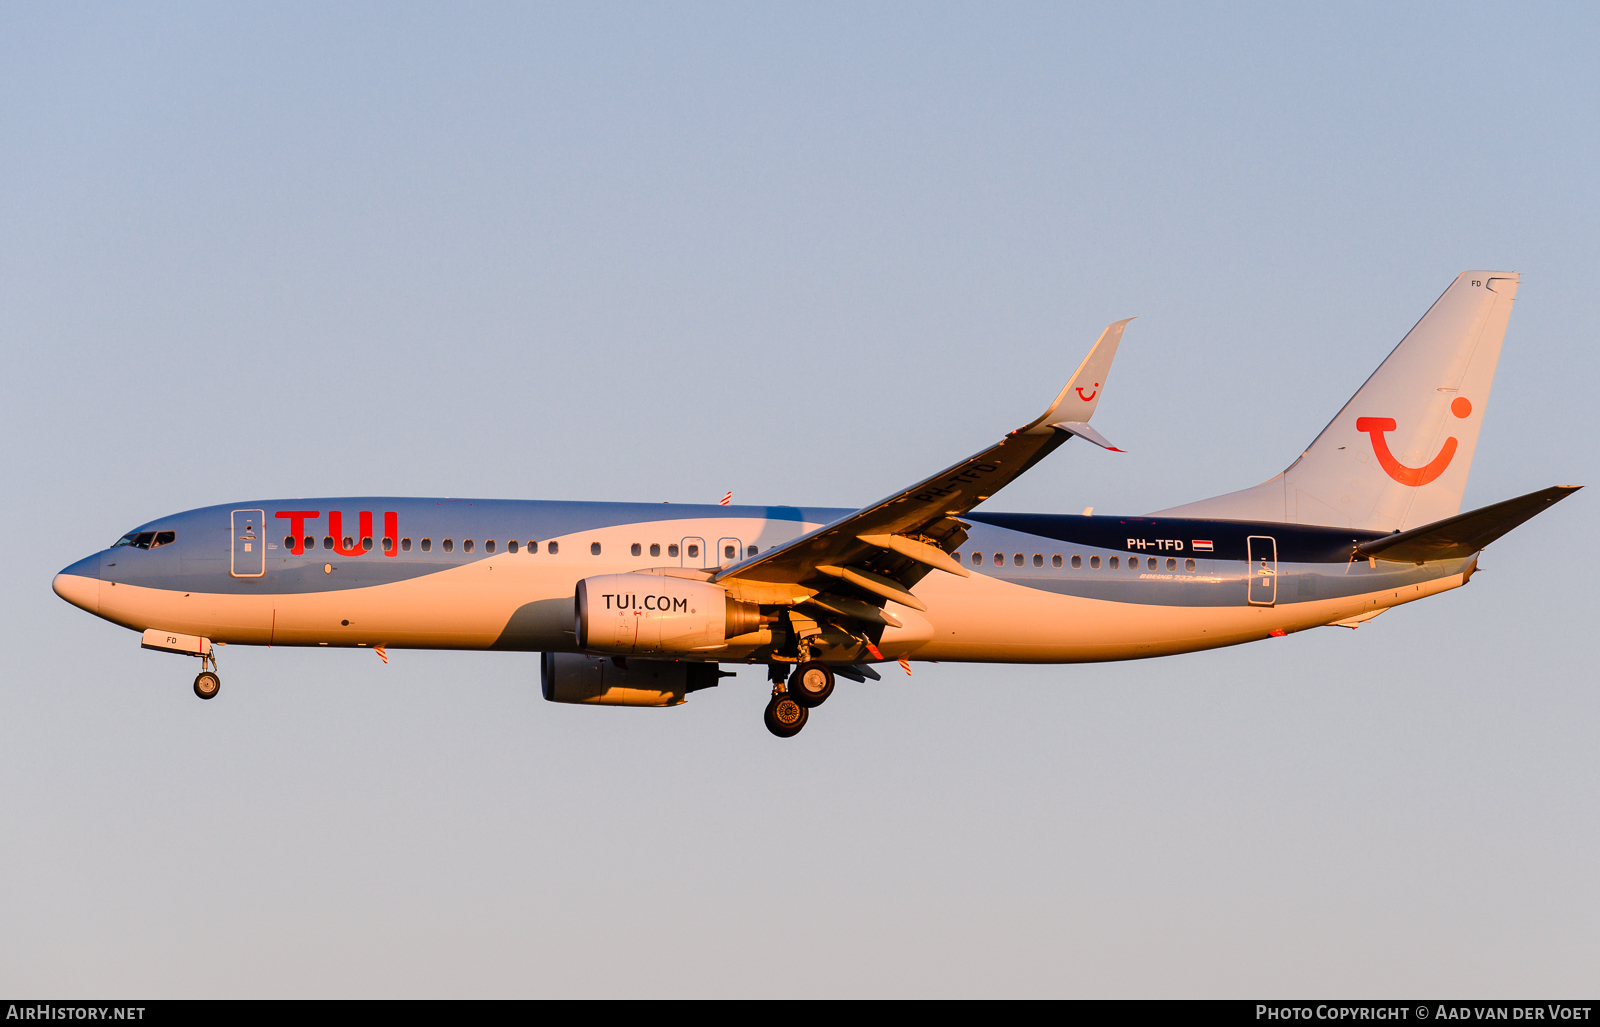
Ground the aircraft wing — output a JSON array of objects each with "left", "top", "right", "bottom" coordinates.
[{"left": 712, "top": 319, "right": 1132, "bottom": 613}]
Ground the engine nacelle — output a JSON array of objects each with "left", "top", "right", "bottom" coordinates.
[
  {"left": 540, "top": 652, "right": 723, "bottom": 707},
  {"left": 575, "top": 573, "right": 762, "bottom": 655}
]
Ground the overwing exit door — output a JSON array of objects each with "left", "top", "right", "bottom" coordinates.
[
  {"left": 1246, "top": 535, "right": 1276, "bottom": 606},
  {"left": 681, "top": 537, "right": 709, "bottom": 568},
  {"left": 232, "top": 509, "right": 266, "bottom": 578}
]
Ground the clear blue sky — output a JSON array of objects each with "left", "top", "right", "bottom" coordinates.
[{"left": 2, "top": 2, "right": 1595, "bottom": 996}]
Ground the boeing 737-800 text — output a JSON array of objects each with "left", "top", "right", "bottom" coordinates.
[{"left": 53, "top": 271, "right": 1578, "bottom": 736}]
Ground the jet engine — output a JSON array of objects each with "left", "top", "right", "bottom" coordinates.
[
  {"left": 575, "top": 574, "right": 763, "bottom": 655},
  {"left": 540, "top": 652, "right": 724, "bottom": 707}
]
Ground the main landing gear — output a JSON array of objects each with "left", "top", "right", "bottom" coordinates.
[
  {"left": 193, "top": 651, "right": 221, "bottom": 700},
  {"left": 789, "top": 661, "right": 834, "bottom": 707},
  {"left": 763, "top": 660, "right": 839, "bottom": 738},
  {"left": 764, "top": 691, "right": 808, "bottom": 737}
]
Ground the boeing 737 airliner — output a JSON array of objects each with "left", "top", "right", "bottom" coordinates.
[{"left": 53, "top": 271, "right": 1578, "bottom": 736}]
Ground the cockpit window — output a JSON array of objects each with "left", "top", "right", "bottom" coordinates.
[
  {"left": 152, "top": 531, "right": 176, "bottom": 548},
  {"left": 113, "top": 531, "right": 162, "bottom": 549}
]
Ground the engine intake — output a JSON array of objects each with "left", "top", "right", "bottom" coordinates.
[{"left": 575, "top": 573, "right": 762, "bottom": 655}]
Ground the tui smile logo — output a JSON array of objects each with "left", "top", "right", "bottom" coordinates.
[
  {"left": 1075, "top": 383, "right": 1099, "bottom": 401},
  {"left": 1356, "top": 397, "right": 1472, "bottom": 487}
]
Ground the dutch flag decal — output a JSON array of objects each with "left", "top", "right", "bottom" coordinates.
[{"left": 1192, "top": 540, "right": 1214, "bottom": 552}]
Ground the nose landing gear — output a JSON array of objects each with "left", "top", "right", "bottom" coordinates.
[
  {"left": 194, "top": 671, "right": 220, "bottom": 700},
  {"left": 192, "top": 651, "right": 220, "bottom": 700}
]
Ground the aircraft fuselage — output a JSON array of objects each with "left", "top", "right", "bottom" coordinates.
[{"left": 53, "top": 498, "right": 1467, "bottom": 664}]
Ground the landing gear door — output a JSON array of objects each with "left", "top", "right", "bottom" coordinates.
[
  {"left": 1247, "top": 535, "right": 1276, "bottom": 606},
  {"left": 231, "top": 509, "right": 266, "bottom": 578},
  {"left": 680, "top": 537, "right": 708, "bottom": 569}
]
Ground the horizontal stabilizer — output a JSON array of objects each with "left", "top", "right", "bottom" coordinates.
[{"left": 1355, "top": 485, "right": 1580, "bottom": 563}]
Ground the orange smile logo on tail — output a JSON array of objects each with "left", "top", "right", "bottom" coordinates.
[
  {"left": 1075, "top": 384, "right": 1099, "bottom": 401},
  {"left": 1357, "top": 397, "right": 1472, "bottom": 487}
]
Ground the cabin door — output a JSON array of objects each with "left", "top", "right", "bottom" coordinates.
[
  {"left": 231, "top": 509, "right": 267, "bottom": 578},
  {"left": 1246, "top": 535, "right": 1276, "bottom": 606}
]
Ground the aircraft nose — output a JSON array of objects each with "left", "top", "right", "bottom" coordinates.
[{"left": 53, "top": 555, "right": 101, "bottom": 614}]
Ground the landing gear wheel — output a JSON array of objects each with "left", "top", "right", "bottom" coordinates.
[
  {"left": 764, "top": 692, "right": 809, "bottom": 737},
  {"left": 789, "top": 660, "right": 835, "bottom": 708},
  {"left": 193, "top": 671, "right": 220, "bottom": 700}
]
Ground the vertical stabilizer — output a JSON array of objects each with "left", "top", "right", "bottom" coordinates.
[{"left": 1154, "top": 271, "right": 1519, "bottom": 531}]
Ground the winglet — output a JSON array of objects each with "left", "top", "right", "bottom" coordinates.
[
  {"left": 1052, "top": 421, "right": 1123, "bottom": 452},
  {"left": 1021, "top": 318, "right": 1133, "bottom": 435}
]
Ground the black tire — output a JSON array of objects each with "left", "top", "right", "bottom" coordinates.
[
  {"left": 193, "top": 671, "right": 220, "bottom": 700},
  {"left": 764, "top": 692, "right": 809, "bottom": 737},
  {"left": 789, "top": 660, "right": 834, "bottom": 708}
]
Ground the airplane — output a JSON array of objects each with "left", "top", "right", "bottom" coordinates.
[{"left": 52, "top": 271, "right": 1579, "bottom": 737}]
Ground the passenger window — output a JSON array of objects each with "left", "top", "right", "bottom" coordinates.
[
  {"left": 485, "top": 540, "right": 495, "bottom": 553},
  {"left": 687, "top": 544, "right": 699, "bottom": 559},
  {"left": 1070, "top": 555, "right": 1081, "bottom": 569},
  {"left": 304, "top": 536, "right": 314, "bottom": 551},
  {"left": 631, "top": 543, "right": 642, "bottom": 557},
  {"left": 668, "top": 544, "right": 679, "bottom": 558},
  {"left": 650, "top": 543, "right": 661, "bottom": 557},
  {"left": 421, "top": 538, "right": 432, "bottom": 552},
  {"left": 463, "top": 540, "right": 474, "bottom": 553},
  {"left": 1109, "top": 556, "right": 1119, "bottom": 569},
  {"left": 591, "top": 542, "right": 601, "bottom": 556},
  {"left": 993, "top": 553, "right": 1003, "bottom": 566},
  {"left": 1033, "top": 554, "right": 1043, "bottom": 567},
  {"left": 362, "top": 536, "right": 374, "bottom": 551},
  {"left": 1132, "top": 558, "right": 1142, "bottom": 572},
  {"left": 1090, "top": 556, "right": 1100, "bottom": 569},
  {"left": 443, "top": 539, "right": 454, "bottom": 553},
  {"left": 1052, "top": 555, "right": 1063, "bottom": 568},
  {"left": 547, "top": 541, "right": 559, "bottom": 555},
  {"left": 382, "top": 537, "right": 393, "bottom": 553},
  {"left": 1166, "top": 557, "right": 1176, "bottom": 571},
  {"left": 323, "top": 536, "right": 334, "bottom": 551},
  {"left": 402, "top": 538, "right": 412, "bottom": 552},
  {"left": 284, "top": 535, "right": 295, "bottom": 549},
  {"left": 1185, "top": 558, "right": 1196, "bottom": 572},
  {"left": 971, "top": 552, "right": 982, "bottom": 566},
  {"left": 342, "top": 536, "right": 355, "bottom": 550},
  {"left": 748, "top": 545, "right": 759, "bottom": 557},
  {"left": 724, "top": 545, "right": 736, "bottom": 560},
  {"left": 1147, "top": 557, "right": 1157, "bottom": 570},
  {"left": 507, "top": 540, "right": 517, "bottom": 553}
]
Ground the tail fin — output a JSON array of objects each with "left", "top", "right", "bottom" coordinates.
[{"left": 1155, "top": 271, "right": 1519, "bottom": 531}]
